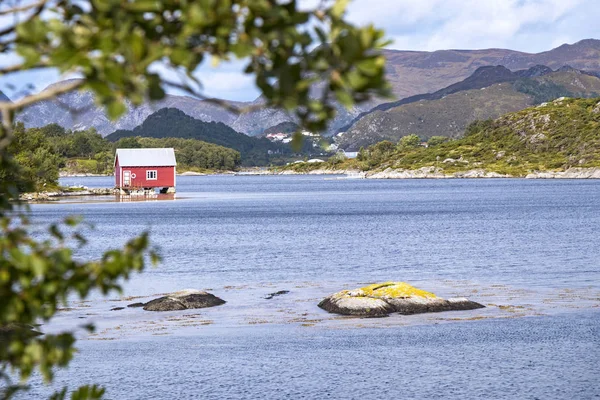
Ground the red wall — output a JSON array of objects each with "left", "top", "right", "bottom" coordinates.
[
  {"left": 115, "top": 158, "right": 121, "bottom": 187},
  {"left": 115, "top": 161, "right": 175, "bottom": 188}
]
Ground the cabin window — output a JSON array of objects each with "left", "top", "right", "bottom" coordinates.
[{"left": 146, "top": 170, "right": 157, "bottom": 180}]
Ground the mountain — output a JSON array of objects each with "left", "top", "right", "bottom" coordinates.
[
  {"left": 338, "top": 64, "right": 554, "bottom": 134},
  {"left": 105, "top": 108, "right": 282, "bottom": 166},
  {"left": 16, "top": 80, "right": 243, "bottom": 135},
  {"left": 262, "top": 121, "right": 301, "bottom": 135},
  {"left": 337, "top": 67, "right": 600, "bottom": 150},
  {"left": 15, "top": 39, "right": 600, "bottom": 136},
  {"left": 381, "top": 38, "right": 600, "bottom": 100}
]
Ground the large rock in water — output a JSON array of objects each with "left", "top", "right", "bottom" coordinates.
[
  {"left": 318, "top": 282, "right": 484, "bottom": 317},
  {"left": 143, "top": 290, "right": 225, "bottom": 311}
]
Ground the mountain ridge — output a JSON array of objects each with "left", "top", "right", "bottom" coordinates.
[
  {"left": 14, "top": 39, "right": 600, "bottom": 137},
  {"left": 337, "top": 67, "right": 600, "bottom": 150}
]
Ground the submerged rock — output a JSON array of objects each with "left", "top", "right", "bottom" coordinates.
[
  {"left": 127, "top": 302, "right": 145, "bottom": 308},
  {"left": 265, "top": 290, "right": 290, "bottom": 300},
  {"left": 143, "top": 290, "right": 226, "bottom": 312},
  {"left": 318, "top": 282, "right": 484, "bottom": 317}
]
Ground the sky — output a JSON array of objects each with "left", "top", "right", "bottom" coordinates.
[{"left": 1, "top": 0, "right": 599, "bottom": 102}]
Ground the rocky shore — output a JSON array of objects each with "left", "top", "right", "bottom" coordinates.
[
  {"left": 19, "top": 187, "right": 117, "bottom": 202},
  {"left": 276, "top": 166, "right": 600, "bottom": 179},
  {"left": 524, "top": 168, "right": 600, "bottom": 179}
]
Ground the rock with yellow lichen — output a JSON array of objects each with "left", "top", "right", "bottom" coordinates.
[{"left": 318, "top": 282, "right": 484, "bottom": 317}]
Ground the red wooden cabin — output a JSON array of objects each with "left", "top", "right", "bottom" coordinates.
[{"left": 114, "top": 148, "right": 176, "bottom": 193}]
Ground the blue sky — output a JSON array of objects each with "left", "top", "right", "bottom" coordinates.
[{"left": 1, "top": 0, "right": 599, "bottom": 102}]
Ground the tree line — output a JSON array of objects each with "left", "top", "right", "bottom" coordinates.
[{"left": 2, "top": 122, "right": 241, "bottom": 191}]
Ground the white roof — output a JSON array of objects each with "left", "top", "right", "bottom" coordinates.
[{"left": 115, "top": 148, "right": 176, "bottom": 167}]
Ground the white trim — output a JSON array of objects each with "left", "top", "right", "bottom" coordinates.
[
  {"left": 123, "top": 170, "right": 131, "bottom": 187},
  {"left": 146, "top": 170, "right": 158, "bottom": 180}
]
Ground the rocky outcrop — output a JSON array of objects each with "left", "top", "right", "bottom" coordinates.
[
  {"left": 318, "top": 282, "right": 484, "bottom": 317},
  {"left": 366, "top": 167, "right": 510, "bottom": 179},
  {"left": 279, "top": 168, "right": 361, "bottom": 176},
  {"left": 142, "top": 290, "right": 225, "bottom": 312},
  {"left": 278, "top": 166, "right": 600, "bottom": 179},
  {"left": 19, "top": 188, "right": 117, "bottom": 202},
  {"left": 525, "top": 168, "right": 600, "bottom": 179}
]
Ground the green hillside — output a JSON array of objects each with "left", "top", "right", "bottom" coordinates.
[
  {"left": 106, "top": 108, "right": 282, "bottom": 166},
  {"left": 339, "top": 69, "right": 600, "bottom": 150},
  {"left": 291, "top": 98, "right": 600, "bottom": 176}
]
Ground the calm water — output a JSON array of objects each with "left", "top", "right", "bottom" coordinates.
[{"left": 20, "top": 176, "right": 600, "bottom": 398}]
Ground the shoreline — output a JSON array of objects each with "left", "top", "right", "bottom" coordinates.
[
  {"left": 19, "top": 187, "right": 118, "bottom": 202},
  {"left": 269, "top": 166, "right": 600, "bottom": 179},
  {"left": 58, "top": 166, "right": 600, "bottom": 179}
]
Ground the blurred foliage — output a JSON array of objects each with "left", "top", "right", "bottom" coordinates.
[
  {"left": 11, "top": 0, "right": 389, "bottom": 132},
  {"left": 0, "top": 1, "right": 389, "bottom": 398},
  {"left": 0, "top": 123, "right": 62, "bottom": 192}
]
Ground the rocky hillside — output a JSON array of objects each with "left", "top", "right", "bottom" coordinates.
[
  {"left": 289, "top": 97, "right": 600, "bottom": 177},
  {"left": 338, "top": 68, "right": 600, "bottom": 150},
  {"left": 386, "top": 97, "right": 600, "bottom": 175},
  {"left": 15, "top": 39, "right": 600, "bottom": 137}
]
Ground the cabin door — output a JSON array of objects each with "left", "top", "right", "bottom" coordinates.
[{"left": 123, "top": 170, "right": 131, "bottom": 187}]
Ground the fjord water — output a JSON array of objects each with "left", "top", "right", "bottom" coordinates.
[{"left": 26, "top": 176, "right": 600, "bottom": 399}]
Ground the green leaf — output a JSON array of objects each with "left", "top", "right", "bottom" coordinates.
[
  {"left": 291, "top": 132, "right": 304, "bottom": 152},
  {"left": 331, "top": 0, "right": 350, "bottom": 19},
  {"left": 335, "top": 89, "right": 354, "bottom": 109},
  {"left": 106, "top": 101, "right": 127, "bottom": 119}
]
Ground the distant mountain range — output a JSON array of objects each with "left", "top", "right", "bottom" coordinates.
[
  {"left": 338, "top": 66, "right": 600, "bottom": 150},
  {"left": 14, "top": 39, "right": 600, "bottom": 138}
]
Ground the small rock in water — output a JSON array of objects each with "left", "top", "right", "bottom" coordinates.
[
  {"left": 143, "top": 289, "right": 226, "bottom": 312},
  {"left": 110, "top": 307, "right": 125, "bottom": 311},
  {"left": 127, "top": 302, "right": 146, "bottom": 308},
  {"left": 265, "top": 290, "right": 290, "bottom": 300},
  {"left": 318, "top": 282, "right": 484, "bottom": 317}
]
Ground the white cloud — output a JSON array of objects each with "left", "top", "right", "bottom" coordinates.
[
  {"left": 1, "top": 0, "right": 598, "bottom": 101},
  {"left": 345, "top": 0, "right": 595, "bottom": 52}
]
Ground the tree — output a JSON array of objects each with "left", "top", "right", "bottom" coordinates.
[
  {"left": 0, "top": 1, "right": 389, "bottom": 399},
  {"left": 397, "top": 134, "right": 421, "bottom": 149}
]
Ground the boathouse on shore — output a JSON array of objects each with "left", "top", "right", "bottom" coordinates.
[{"left": 114, "top": 148, "right": 176, "bottom": 194}]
